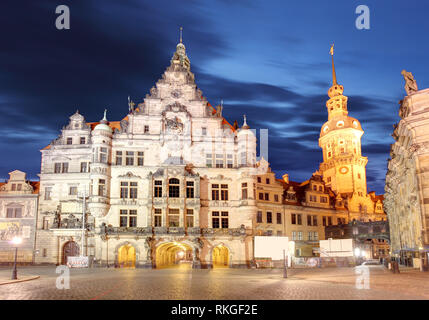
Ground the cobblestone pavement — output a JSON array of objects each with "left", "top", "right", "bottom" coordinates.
[{"left": 0, "top": 265, "right": 427, "bottom": 300}]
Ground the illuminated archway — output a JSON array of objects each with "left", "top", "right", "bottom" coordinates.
[
  {"left": 212, "top": 244, "right": 229, "bottom": 268},
  {"left": 118, "top": 244, "right": 136, "bottom": 268},
  {"left": 155, "top": 242, "right": 193, "bottom": 269}
]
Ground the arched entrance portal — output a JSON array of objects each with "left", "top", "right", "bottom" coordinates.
[
  {"left": 62, "top": 241, "right": 79, "bottom": 265},
  {"left": 212, "top": 245, "right": 229, "bottom": 268},
  {"left": 118, "top": 244, "right": 136, "bottom": 268},
  {"left": 155, "top": 242, "right": 193, "bottom": 269}
]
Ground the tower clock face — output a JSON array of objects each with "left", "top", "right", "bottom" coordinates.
[{"left": 339, "top": 166, "right": 349, "bottom": 174}]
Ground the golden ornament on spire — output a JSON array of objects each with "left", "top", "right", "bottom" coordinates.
[
  {"left": 179, "top": 26, "right": 183, "bottom": 43},
  {"left": 330, "top": 43, "right": 337, "bottom": 85}
]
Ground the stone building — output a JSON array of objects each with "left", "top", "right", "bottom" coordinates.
[
  {"left": 0, "top": 170, "right": 39, "bottom": 264},
  {"left": 384, "top": 71, "right": 429, "bottom": 270},
  {"left": 34, "top": 37, "right": 258, "bottom": 268},
  {"left": 254, "top": 49, "right": 387, "bottom": 257}
]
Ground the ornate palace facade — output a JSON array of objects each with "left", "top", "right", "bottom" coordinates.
[
  {"left": 385, "top": 72, "right": 429, "bottom": 270},
  {"left": 35, "top": 39, "right": 257, "bottom": 268}
]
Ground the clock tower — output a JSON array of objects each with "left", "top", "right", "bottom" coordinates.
[{"left": 318, "top": 45, "right": 368, "bottom": 197}]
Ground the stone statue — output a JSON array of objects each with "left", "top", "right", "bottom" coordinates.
[
  {"left": 401, "top": 70, "right": 418, "bottom": 95},
  {"left": 120, "top": 119, "right": 129, "bottom": 134}
]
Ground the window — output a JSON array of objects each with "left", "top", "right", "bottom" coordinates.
[
  {"left": 120, "top": 209, "right": 137, "bottom": 227},
  {"left": 291, "top": 214, "right": 297, "bottom": 225},
  {"left": 144, "top": 125, "right": 149, "bottom": 133},
  {"left": 319, "top": 186, "right": 323, "bottom": 192},
  {"left": 320, "top": 196, "right": 328, "bottom": 203},
  {"left": 276, "top": 213, "right": 282, "bottom": 224},
  {"left": 54, "top": 163, "right": 68, "bottom": 173},
  {"left": 266, "top": 178, "right": 270, "bottom": 184},
  {"left": 227, "top": 154, "right": 233, "bottom": 168},
  {"left": 297, "top": 214, "right": 302, "bottom": 225},
  {"left": 215, "top": 154, "right": 224, "bottom": 168},
  {"left": 221, "top": 212, "right": 229, "bottom": 228},
  {"left": 240, "top": 152, "right": 246, "bottom": 166},
  {"left": 212, "top": 184, "right": 220, "bottom": 200},
  {"left": 313, "top": 185, "right": 317, "bottom": 191},
  {"left": 80, "top": 162, "right": 88, "bottom": 173},
  {"left": 11, "top": 184, "right": 16, "bottom": 191},
  {"left": 307, "top": 215, "right": 317, "bottom": 226},
  {"left": 298, "top": 231, "right": 303, "bottom": 240},
  {"left": 186, "top": 209, "right": 194, "bottom": 228},
  {"left": 80, "top": 137, "right": 86, "bottom": 144},
  {"left": 266, "top": 212, "right": 272, "bottom": 224},
  {"left": 186, "top": 181, "right": 194, "bottom": 198},
  {"left": 116, "top": 151, "right": 122, "bottom": 165},
  {"left": 126, "top": 151, "right": 134, "bottom": 166},
  {"left": 69, "top": 186, "right": 77, "bottom": 196},
  {"left": 137, "top": 152, "right": 144, "bottom": 166},
  {"left": 221, "top": 184, "right": 228, "bottom": 201},
  {"left": 257, "top": 177, "right": 262, "bottom": 183},
  {"left": 169, "top": 178, "right": 180, "bottom": 198},
  {"left": 212, "top": 211, "right": 220, "bottom": 228},
  {"left": 98, "top": 179, "right": 105, "bottom": 196},
  {"left": 120, "top": 182, "right": 128, "bottom": 199},
  {"left": 154, "top": 208, "right": 162, "bottom": 227},
  {"left": 308, "top": 232, "right": 318, "bottom": 241},
  {"left": 292, "top": 231, "right": 297, "bottom": 240},
  {"left": 241, "top": 183, "right": 248, "bottom": 199},
  {"left": 310, "top": 195, "right": 317, "bottom": 202},
  {"left": 258, "top": 193, "right": 264, "bottom": 200},
  {"left": 323, "top": 216, "right": 327, "bottom": 226},
  {"left": 99, "top": 147, "right": 108, "bottom": 163},
  {"left": 43, "top": 217, "right": 49, "bottom": 230},
  {"left": 129, "top": 182, "right": 138, "bottom": 199},
  {"left": 154, "top": 180, "right": 162, "bottom": 198},
  {"left": 67, "top": 137, "right": 73, "bottom": 145},
  {"left": 6, "top": 207, "right": 22, "bottom": 218},
  {"left": 16, "top": 184, "right": 22, "bottom": 191},
  {"left": 328, "top": 216, "right": 332, "bottom": 226},
  {"left": 206, "top": 154, "right": 213, "bottom": 168},
  {"left": 44, "top": 187, "right": 52, "bottom": 200},
  {"left": 257, "top": 211, "right": 263, "bottom": 223},
  {"left": 274, "top": 195, "right": 279, "bottom": 202},
  {"left": 264, "top": 193, "right": 269, "bottom": 201},
  {"left": 42, "top": 249, "right": 47, "bottom": 257},
  {"left": 168, "top": 208, "right": 180, "bottom": 227},
  {"left": 202, "top": 127, "right": 207, "bottom": 135}
]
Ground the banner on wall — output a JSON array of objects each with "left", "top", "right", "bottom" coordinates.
[{"left": 67, "top": 256, "right": 89, "bottom": 268}]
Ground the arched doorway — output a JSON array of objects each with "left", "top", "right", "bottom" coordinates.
[
  {"left": 155, "top": 242, "right": 193, "bottom": 269},
  {"left": 212, "top": 244, "right": 229, "bottom": 268},
  {"left": 62, "top": 241, "right": 79, "bottom": 265},
  {"left": 118, "top": 244, "right": 136, "bottom": 268}
]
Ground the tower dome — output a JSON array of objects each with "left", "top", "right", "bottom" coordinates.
[{"left": 94, "top": 109, "right": 112, "bottom": 133}]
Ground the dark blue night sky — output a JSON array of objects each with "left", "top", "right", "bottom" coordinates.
[{"left": 1, "top": 0, "right": 428, "bottom": 194}]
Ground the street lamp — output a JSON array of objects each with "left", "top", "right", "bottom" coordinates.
[{"left": 10, "top": 236, "right": 22, "bottom": 280}]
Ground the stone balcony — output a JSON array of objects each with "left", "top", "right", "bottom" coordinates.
[{"left": 202, "top": 226, "right": 246, "bottom": 237}]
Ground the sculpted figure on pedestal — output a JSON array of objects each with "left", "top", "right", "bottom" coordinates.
[{"left": 401, "top": 70, "right": 418, "bottom": 95}]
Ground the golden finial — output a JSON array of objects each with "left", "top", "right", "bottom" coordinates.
[
  {"left": 179, "top": 26, "right": 183, "bottom": 43},
  {"left": 330, "top": 43, "right": 337, "bottom": 85}
]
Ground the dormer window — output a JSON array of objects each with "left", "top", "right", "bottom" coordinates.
[
  {"left": 67, "top": 137, "right": 73, "bottom": 145},
  {"left": 80, "top": 137, "right": 86, "bottom": 144}
]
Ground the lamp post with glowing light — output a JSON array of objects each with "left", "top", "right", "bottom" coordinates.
[{"left": 10, "top": 236, "right": 22, "bottom": 280}]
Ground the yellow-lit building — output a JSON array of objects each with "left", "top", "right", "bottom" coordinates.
[{"left": 255, "top": 48, "right": 387, "bottom": 258}]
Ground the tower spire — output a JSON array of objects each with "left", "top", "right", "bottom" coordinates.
[
  {"left": 179, "top": 26, "right": 183, "bottom": 43},
  {"left": 330, "top": 43, "right": 337, "bottom": 85}
]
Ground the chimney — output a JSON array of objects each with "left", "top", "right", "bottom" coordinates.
[{"left": 282, "top": 173, "right": 289, "bottom": 184}]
